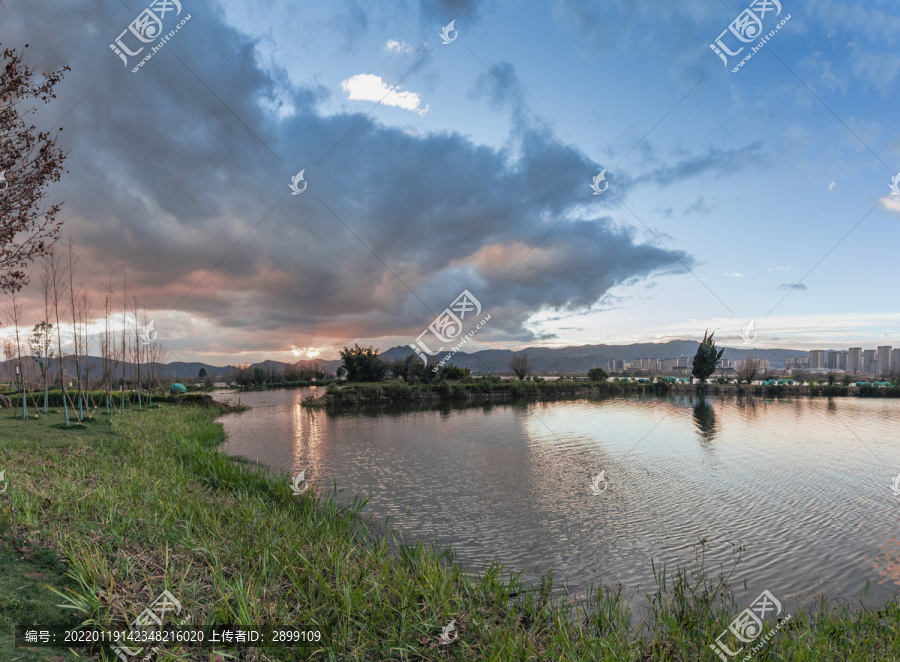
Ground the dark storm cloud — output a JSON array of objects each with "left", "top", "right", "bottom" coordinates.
[
  {"left": 467, "top": 59, "right": 765, "bottom": 199},
  {"left": 422, "top": 0, "right": 481, "bottom": 18},
  {"left": 2, "top": 0, "right": 699, "bottom": 349},
  {"left": 468, "top": 60, "right": 521, "bottom": 112},
  {"left": 684, "top": 196, "right": 710, "bottom": 215},
  {"left": 634, "top": 142, "right": 767, "bottom": 188},
  {"left": 327, "top": 0, "right": 370, "bottom": 52}
]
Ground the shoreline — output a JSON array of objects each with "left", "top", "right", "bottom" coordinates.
[{"left": 300, "top": 380, "right": 900, "bottom": 407}]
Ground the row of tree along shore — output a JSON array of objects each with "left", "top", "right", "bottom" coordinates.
[
  {"left": 230, "top": 336, "right": 898, "bottom": 406},
  {"left": 221, "top": 332, "right": 900, "bottom": 394},
  {"left": 298, "top": 377, "right": 900, "bottom": 407}
]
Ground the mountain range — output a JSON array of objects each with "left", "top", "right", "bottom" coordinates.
[
  {"left": 1, "top": 342, "right": 817, "bottom": 380},
  {"left": 379, "top": 341, "right": 804, "bottom": 374}
]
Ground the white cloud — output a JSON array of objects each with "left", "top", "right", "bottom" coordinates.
[
  {"left": 340, "top": 73, "right": 429, "bottom": 116},
  {"left": 723, "top": 272, "right": 744, "bottom": 278},
  {"left": 828, "top": 181, "right": 836, "bottom": 190},
  {"left": 385, "top": 39, "right": 412, "bottom": 53},
  {"left": 881, "top": 195, "right": 900, "bottom": 214},
  {"left": 799, "top": 52, "right": 847, "bottom": 94},
  {"left": 852, "top": 52, "right": 900, "bottom": 94}
]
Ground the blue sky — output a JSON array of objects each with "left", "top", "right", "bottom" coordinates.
[{"left": 2, "top": 0, "right": 899, "bottom": 363}]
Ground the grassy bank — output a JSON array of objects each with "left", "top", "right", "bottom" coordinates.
[{"left": 1, "top": 406, "right": 899, "bottom": 660}]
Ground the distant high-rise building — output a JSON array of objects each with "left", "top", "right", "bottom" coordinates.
[
  {"left": 877, "top": 346, "right": 893, "bottom": 376},
  {"left": 809, "top": 350, "right": 825, "bottom": 370},
  {"left": 826, "top": 351, "right": 848, "bottom": 371},
  {"left": 847, "top": 348, "right": 862, "bottom": 373},
  {"left": 733, "top": 358, "right": 768, "bottom": 370},
  {"left": 863, "top": 349, "right": 877, "bottom": 374},
  {"left": 636, "top": 358, "right": 660, "bottom": 371},
  {"left": 661, "top": 358, "right": 678, "bottom": 371},
  {"left": 784, "top": 356, "right": 795, "bottom": 370},
  {"left": 893, "top": 349, "right": 900, "bottom": 374}
]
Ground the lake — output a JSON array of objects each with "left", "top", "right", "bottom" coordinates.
[{"left": 219, "top": 388, "right": 900, "bottom": 612}]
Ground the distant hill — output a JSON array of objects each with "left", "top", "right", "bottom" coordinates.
[
  {"left": 382, "top": 341, "right": 808, "bottom": 374},
  {"left": 0, "top": 342, "right": 811, "bottom": 381},
  {"left": 0, "top": 356, "right": 341, "bottom": 382}
]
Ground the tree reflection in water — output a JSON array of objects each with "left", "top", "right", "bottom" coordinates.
[{"left": 692, "top": 396, "right": 718, "bottom": 444}]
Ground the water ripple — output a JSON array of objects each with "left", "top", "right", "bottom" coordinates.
[{"left": 221, "top": 390, "right": 900, "bottom": 611}]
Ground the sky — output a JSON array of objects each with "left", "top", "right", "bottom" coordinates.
[{"left": 1, "top": 0, "right": 899, "bottom": 365}]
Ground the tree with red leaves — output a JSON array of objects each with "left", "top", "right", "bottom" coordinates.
[{"left": 0, "top": 42, "right": 70, "bottom": 293}]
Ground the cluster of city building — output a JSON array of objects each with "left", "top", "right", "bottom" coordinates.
[
  {"left": 600, "top": 346, "right": 899, "bottom": 378},
  {"left": 786, "top": 346, "right": 900, "bottom": 376},
  {"left": 602, "top": 357, "right": 771, "bottom": 374}
]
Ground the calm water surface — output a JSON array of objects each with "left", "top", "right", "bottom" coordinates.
[{"left": 219, "top": 389, "right": 900, "bottom": 611}]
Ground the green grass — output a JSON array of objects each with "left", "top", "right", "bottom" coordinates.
[
  {"left": 0, "top": 528, "right": 84, "bottom": 661},
  {"left": 0, "top": 406, "right": 898, "bottom": 660},
  {"left": 0, "top": 408, "right": 118, "bottom": 445}
]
